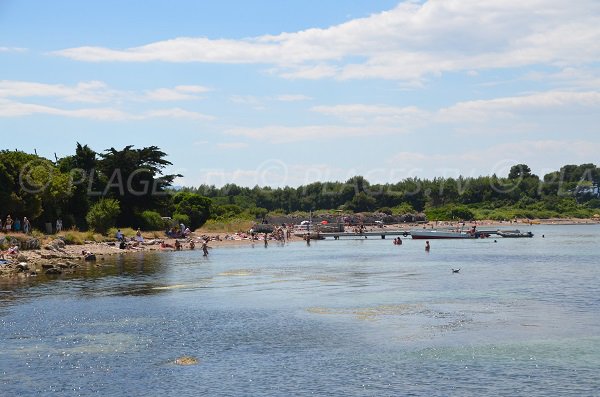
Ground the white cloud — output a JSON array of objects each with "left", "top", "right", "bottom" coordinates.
[
  {"left": 52, "top": 0, "right": 600, "bottom": 82},
  {"left": 0, "top": 99, "right": 131, "bottom": 120},
  {"left": 229, "top": 94, "right": 266, "bottom": 110},
  {"left": 143, "top": 85, "right": 210, "bottom": 101},
  {"left": 175, "top": 162, "right": 352, "bottom": 188},
  {"left": 275, "top": 94, "right": 312, "bottom": 102},
  {"left": 0, "top": 80, "right": 215, "bottom": 121},
  {"left": 437, "top": 91, "right": 600, "bottom": 123},
  {"left": 0, "top": 46, "right": 27, "bottom": 53},
  {"left": 312, "top": 103, "right": 429, "bottom": 125},
  {"left": 387, "top": 140, "right": 600, "bottom": 178},
  {"left": 144, "top": 108, "right": 215, "bottom": 120},
  {"left": 216, "top": 142, "right": 249, "bottom": 150},
  {"left": 0, "top": 80, "right": 120, "bottom": 103},
  {"left": 0, "top": 98, "right": 214, "bottom": 121},
  {"left": 0, "top": 80, "right": 210, "bottom": 103},
  {"left": 226, "top": 124, "right": 401, "bottom": 143}
]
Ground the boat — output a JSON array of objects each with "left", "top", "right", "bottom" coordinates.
[
  {"left": 410, "top": 229, "right": 477, "bottom": 239},
  {"left": 497, "top": 230, "right": 534, "bottom": 238}
]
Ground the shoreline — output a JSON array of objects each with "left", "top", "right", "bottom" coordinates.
[{"left": 2, "top": 218, "right": 599, "bottom": 279}]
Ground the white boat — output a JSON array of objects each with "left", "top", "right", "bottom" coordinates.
[{"left": 410, "top": 229, "right": 476, "bottom": 239}]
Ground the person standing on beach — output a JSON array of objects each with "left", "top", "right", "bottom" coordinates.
[
  {"left": 23, "top": 217, "right": 30, "bottom": 234},
  {"left": 56, "top": 218, "right": 63, "bottom": 233},
  {"left": 5, "top": 215, "right": 12, "bottom": 232}
]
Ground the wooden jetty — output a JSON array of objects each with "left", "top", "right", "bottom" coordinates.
[
  {"left": 294, "top": 230, "right": 411, "bottom": 240},
  {"left": 294, "top": 228, "right": 532, "bottom": 240}
]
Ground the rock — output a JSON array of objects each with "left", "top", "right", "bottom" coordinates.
[
  {"left": 16, "top": 263, "right": 29, "bottom": 272},
  {"left": 174, "top": 356, "right": 199, "bottom": 366},
  {"left": 23, "top": 238, "right": 40, "bottom": 250},
  {"left": 84, "top": 254, "right": 96, "bottom": 261},
  {"left": 44, "top": 268, "right": 62, "bottom": 275},
  {"left": 44, "top": 245, "right": 57, "bottom": 251},
  {"left": 52, "top": 239, "right": 66, "bottom": 249},
  {"left": 17, "top": 254, "right": 28, "bottom": 262},
  {"left": 41, "top": 264, "right": 55, "bottom": 269}
]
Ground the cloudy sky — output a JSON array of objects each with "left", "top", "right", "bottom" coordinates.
[{"left": 1, "top": 0, "right": 599, "bottom": 187}]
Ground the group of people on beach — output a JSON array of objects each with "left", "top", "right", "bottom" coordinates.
[{"left": 1, "top": 215, "right": 31, "bottom": 234}]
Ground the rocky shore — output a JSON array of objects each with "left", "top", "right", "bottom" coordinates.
[{"left": 0, "top": 232, "right": 256, "bottom": 279}]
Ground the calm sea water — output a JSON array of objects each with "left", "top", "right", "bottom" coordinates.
[{"left": 1, "top": 225, "right": 599, "bottom": 396}]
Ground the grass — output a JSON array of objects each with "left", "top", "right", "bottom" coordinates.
[{"left": 199, "top": 219, "right": 254, "bottom": 233}]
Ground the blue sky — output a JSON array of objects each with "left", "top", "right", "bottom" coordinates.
[{"left": 1, "top": 0, "right": 599, "bottom": 187}]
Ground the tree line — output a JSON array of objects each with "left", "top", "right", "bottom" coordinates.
[{"left": 1, "top": 144, "right": 599, "bottom": 234}]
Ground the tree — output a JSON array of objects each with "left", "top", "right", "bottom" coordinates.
[
  {"left": 86, "top": 199, "right": 120, "bottom": 234},
  {"left": 0, "top": 150, "right": 73, "bottom": 225},
  {"left": 57, "top": 143, "right": 98, "bottom": 228},
  {"left": 97, "top": 145, "right": 181, "bottom": 226},
  {"left": 508, "top": 164, "right": 532, "bottom": 180},
  {"left": 172, "top": 192, "right": 212, "bottom": 229},
  {"left": 347, "top": 192, "right": 377, "bottom": 212}
]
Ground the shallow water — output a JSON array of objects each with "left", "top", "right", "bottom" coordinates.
[{"left": 1, "top": 225, "right": 599, "bottom": 396}]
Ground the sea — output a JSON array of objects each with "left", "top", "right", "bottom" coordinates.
[{"left": 1, "top": 224, "right": 599, "bottom": 396}]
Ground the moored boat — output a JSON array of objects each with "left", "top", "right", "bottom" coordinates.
[
  {"left": 410, "top": 229, "right": 477, "bottom": 239},
  {"left": 497, "top": 230, "right": 534, "bottom": 238}
]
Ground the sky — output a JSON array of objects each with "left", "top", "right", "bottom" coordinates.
[{"left": 1, "top": 0, "right": 599, "bottom": 187}]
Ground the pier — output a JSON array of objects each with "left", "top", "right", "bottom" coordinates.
[{"left": 294, "top": 228, "right": 531, "bottom": 240}]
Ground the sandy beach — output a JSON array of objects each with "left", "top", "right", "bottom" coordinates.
[{"left": 2, "top": 217, "right": 598, "bottom": 279}]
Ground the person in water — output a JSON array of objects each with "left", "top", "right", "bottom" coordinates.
[
  {"left": 425, "top": 241, "right": 430, "bottom": 251},
  {"left": 202, "top": 240, "right": 209, "bottom": 256}
]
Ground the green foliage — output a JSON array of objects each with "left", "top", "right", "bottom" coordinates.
[
  {"left": 585, "top": 199, "right": 600, "bottom": 209},
  {"left": 425, "top": 204, "right": 475, "bottom": 221},
  {"left": 508, "top": 164, "right": 533, "bottom": 179},
  {"left": 96, "top": 145, "right": 180, "bottom": 226},
  {"left": 172, "top": 192, "right": 212, "bottom": 229},
  {"left": 86, "top": 199, "right": 120, "bottom": 234},
  {"left": 347, "top": 192, "right": 377, "bottom": 212},
  {"left": 247, "top": 207, "right": 269, "bottom": 219},
  {"left": 172, "top": 213, "right": 191, "bottom": 228},
  {"left": 0, "top": 150, "right": 73, "bottom": 223},
  {"left": 4, "top": 144, "right": 600, "bottom": 227},
  {"left": 140, "top": 210, "right": 166, "bottom": 231},
  {"left": 391, "top": 203, "right": 416, "bottom": 215}
]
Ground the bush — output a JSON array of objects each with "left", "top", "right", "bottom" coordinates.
[
  {"left": 201, "top": 218, "right": 255, "bottom": 233},
  {"left": 585, "top": 198, "right": 600, "bottom": 209},
  {"left": 86, "top": 199, "right": 120, "bottom": 234},
  {"left": 377, "top": 207, "right": 393, "bottom": 215},
  {"left": 63, "top": 231, "right": 84, "bottom": 245},
  {"left": 172, "top": 192, "right": 212, "bottom": 229},
  {"left": 425, "top": 204, "right": 475, "bottom": 221},
  {"left": 172, "top": 213, "right": 190, "bottom": 228},
  {"left": 140, "top": 210, "right": 166, "bottom": 231},
  {"left": 392, "top": 203, "right": 416, "bottom": 215}
]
